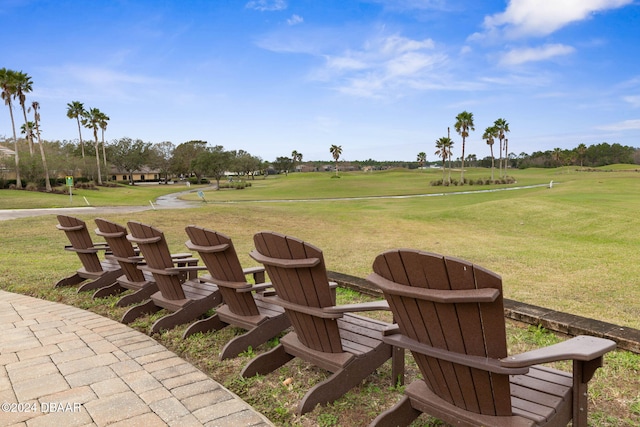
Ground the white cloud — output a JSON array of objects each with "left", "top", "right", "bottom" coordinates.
[
  {"left": 623, "top": 95, "right": 640, "bottom": 108},
  {"left": 318, "top": 34, "right": 447, "bottom": 98},
  {"left": 245, "top": 0, "right": 287, "bottom": 12},
  {"left": 499, "top": 43, "right": 576, "bottom": 66},
  {"left": 287, "top": 14, "right": 303, "bottom": 25},
  {"left": 598, "top": 119, "right": 640, "bottom": 131},
  {"left": 480, "top": 0, "right": 632, "bottom": 39}
]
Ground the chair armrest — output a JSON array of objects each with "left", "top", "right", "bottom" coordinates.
[
  {"left": 241, "top": 282, "right": 273, "bottom": 293},
  {"left": 171, "top": 252, "right": 193, "bottom": 259},
  {"left": 243, "top": 266, "right": 266, "bottom": 284},
  {"left": 385, "top": 333, "right": 529, "bottom": 375},
  {"left": 172, "top": 257, "right": 199, "bottom": 265},
  {"left": 324, "top": 300, "right": 390, "bottom": 314},
  {"left": 501, "top": 336, "right": 616, "bottom": 368},
  {"left": 262, "top": 296, "right": 343, "bottom": 319}
]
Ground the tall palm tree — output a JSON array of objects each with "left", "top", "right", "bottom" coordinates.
[
  {"left": 67, "top": 101, "right": 86, "bottom": 158},
  {"left": 454, "top": 111, "right": 474, "bottom": 183},
  {"left": 435, "top": 137, "right": 453, "bottom": 184},
  {"left": 97, "top": 110, "right": 109, "bottom": 170},
  {"left": 493, "top": 118, "right": 509, "bottom": 178},
  {"left": 483, "top": 126, "right": 497, "bottom": 181},
  {"left": 0, "top": 68, "right": 21, "bottom": 188},
  {"left": 417, "top": 152, "right": 426, "bottom": 170},
  {"left": 14, "top": 71, "right": 34, "bottom": 156},
  {"left": 31, "top": 101, "right": 51, "bottom": 192},
  {"left": 329, "top": 144, "right": 342, "bottom": 177},
  {"left": 81, "top": 107, "right": 103, "bottom": 185}
]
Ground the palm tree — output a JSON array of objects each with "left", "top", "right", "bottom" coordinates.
[
  {"left": 552, "top": 148, "right": 562, "bottom": 167},
  {"left": 81, "top": 107, "right": 103, "bottom": 185},
  {"left": 97, "top": 110, "right": 110, "bottom": 170},
  {"left": 577, "top": 143, "right": 587, "bottom": 169},
  {"left": 454, "top": 111, "right": 474, "bottom": 183},
  {"left": 417, "top": 152, "right": 426, "bottom": 170},
  {"left": 0, "top": 68, "right": 21, "bottom": 188},
  {"left": 329, "top": 144, "right": 342, "bottom": 177},
  {"left": 67, "top": 101, "right": 86, "bottom": 158},
  {"left": 435, "top": 137, "right": 453, "bottom": 184},
  {"left": 31, "top": 101, "right": 51, "bottom": 192},
  {"left": 14, "top": 71, "right": 34, "bottom": 156},
  {"left": 493, "top": 118, "right": 510, "bottom": 178},
  {"left": 291, "top": 150, "right": 302, "bottom": 172},
  {"left": 483, "top": 126, "right": 497, "bottom": 181}
]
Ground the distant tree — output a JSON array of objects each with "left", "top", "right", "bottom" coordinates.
[
  {"left": 149, "top": 141, "right": 175, "bottom": 183},
  {"left": 291, "top": 150, "right": 302, "bottom": 172},
  {"left": 191, "top": 145, "right": 231, "bottom": 188},
  {"left": 109, "top": 137, "right": 152, "bottom": 185},
  {"left": 577, "top": 143, "right": 587, "bottom": 169},
  {"left": 483, "top": 126, "right": 498, "bottom": 180},
  {"left": 329, "top": 144, "right": 342, "bottom": 176},
  {"left": 14, "top": 71, "right": 34, "bottom": 156},
  {"left": 232, "top": 149, "right": 261, "bottom": 179},
  {"left": 171, "top": 140, "right": 208, "bottom": 179},
  {"left": 30, "top": 101, "right": 51, "bottom": 191},
  {"left": 272, "top": 156, "right": 293, "bottom": 174},
  {"left": 417, "top": 152, "right": 426, "bottom": 170},
  {"left": 0, "top": 68, "right": 21, "bottom": 187},
  {"left": 454, "top": 111, "right": 474, "bottom": 183},
  {"left": 97, "top": 110, "right": 109, "bottom": 170},
  {"left": 66, "top": 101, "right": 86, "bottom": 158},
  {"left": 435, "top": 137, "right": 453, "bottom": 184},
  {"left": 493, "top": 118, "right": 510, "bottom": 177},
  {"left": 81, "top": 107, "right": 104, "bottom": 184}
]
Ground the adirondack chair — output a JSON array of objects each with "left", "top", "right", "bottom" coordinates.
[
  {"left": 180, "top": 225, "right": 290, "bottom": 357},
  {"left": 55, "top": 215, "right": 122, "bottom": 293},
  {"left": 123, "top": 221, "right": 222, "bottom": 334},
  {"left": 242, "top": 231, "right": 403, "bottom": 415},
  {"left": 93, "top": 218, "right": 195, "bottom": 305},
  {"left": 367, "top": 249, "right": 617, "bottom": 427}
]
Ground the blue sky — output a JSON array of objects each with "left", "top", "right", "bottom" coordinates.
[{"left": 2, "top": 0, "right": 639, "bottom": 162}]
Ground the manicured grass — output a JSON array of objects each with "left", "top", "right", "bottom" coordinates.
[
  {"left": 0, "top": 182, "right": 205, "bottom": 209},
  {"left": 1, "top": 166, "right": 639, "bottom": 426}
]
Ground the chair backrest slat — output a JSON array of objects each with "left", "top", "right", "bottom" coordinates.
[
  {"left": 253, "top": 231, "right": 342, "bottom": 353},
  {"left": 185, "top": 226, "right": 259, "bottom": 317},
  {"left": 127, "top": 221, "right": 185, "bottom": 300},
  {"left": 95, "top": 218, "right": 144, "bottom": 282},
  {"left": 57, "top": 215, "right": 103, "bottom": 273},
  {"left": 371, "top": 249, "right": 512, "bottom": 416}
]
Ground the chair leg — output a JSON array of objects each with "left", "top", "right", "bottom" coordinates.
[
  {"left": 219, "top": 314, "right": 290, "bottom": 360},
  {"left": 368, "top": 396, "right": 421, "bottom": 427},
  {"left": 77, "top": 270, "right": 122, "bottom": 292},
  {"left": 182, "top": 314, "right": 228, "bottom": 339},
  {"left": 116, "top": 282, "right": 158, "bottom": 307},
  {"left": 54, "top": 273, "right": 84, "bottom": 288},
  {"left": 241, "top": 344, "right": 294, "bottom": 378},
  {"left": 92, "top": 282, "right": 126, "bottom": 299},
  {"left": 121, "top": 300, "right": 160, "bottom": 324},
  {"left": 297, "top": 344, "right": 391, "bottom": 415},
  {"left": 150, "top": 291, "right": 223, "bottom": 335}
]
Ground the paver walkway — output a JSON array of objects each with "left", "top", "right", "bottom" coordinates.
[{"left": 0, "top": 290, "right": 273, "bottom": 427}]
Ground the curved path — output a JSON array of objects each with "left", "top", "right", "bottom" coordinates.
[{"left": 0, "top": 290, "right": 273, "bottom": 426}]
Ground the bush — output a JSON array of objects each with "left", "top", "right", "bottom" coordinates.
[{"left": 25, "top": 182, "right": 39, "bottom": 191}]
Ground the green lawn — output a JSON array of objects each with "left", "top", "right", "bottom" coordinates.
[{"left": 0, "top": 166, "right": 638, "bottom": 426}]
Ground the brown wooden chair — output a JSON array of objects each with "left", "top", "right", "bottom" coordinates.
[
  {"left": 242, "top": 231, "right": 403, "bottom": 415},
  {"left": 55, "top": 215, "right": 122, "bottom": 293},
  {"left": 367, "top": 249, "right": 617, "bottom": 427},
  {"left": 93, "top": 218, "right": 194, "bottom": 306},
  {"left": 179, "top": 225, "right": 290, "bottom": 357},
  {"left": 122, "top": 221, "right": 222, "bottom": 334}
]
